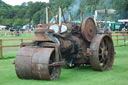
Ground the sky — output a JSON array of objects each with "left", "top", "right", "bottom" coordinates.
[{"left": 2, "top": 0, "right": 49, "bottom": 6}]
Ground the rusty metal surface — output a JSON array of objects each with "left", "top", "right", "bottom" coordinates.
[
  {"left": 20, "top": 42, "right": 34, "bottom": 47},
  {"left": 15, "top": 47, "right": 61, "bottom": 80},
  {"left": 90, "top": 34, "right": 114, "bottom": 71},
  {"left": 81, "top": 17, "right": 97, "bottom": 42},
  {"left": 37, "top": 24, "right": 48, "bottom": 28},
  {"left": 33, "top": 27, "right": 53, "bottom": 42},
  {"left": 15, "top": 14, "right": 115, "bottom": 80}
]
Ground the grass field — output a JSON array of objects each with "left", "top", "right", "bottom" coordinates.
[
  {"left": 0, "top": 32, "right": 33, "bottom": 58},
  {"left": 0, "top": 32, "right": 128, "bottom": 85}
]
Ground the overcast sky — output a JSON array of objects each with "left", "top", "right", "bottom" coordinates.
[{"left": 2, "top": 0, "right": 49, "bottom": 6}]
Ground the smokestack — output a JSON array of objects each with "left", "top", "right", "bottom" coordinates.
[
  {"left": 80, "top": 11, "right": 83, "bottom": 23},
  {"left": 46, "top": 7, "right": 49, "bottom": 24},
  {"left": 59, "top": 7, "right": 62, "bottom": 26},
  {"left": 68, "top": 13, "right": 71, "bottom": 22}
]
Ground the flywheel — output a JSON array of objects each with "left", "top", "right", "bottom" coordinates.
[{"left": 81, "top": 17, "right": 97, "bottom": 42}]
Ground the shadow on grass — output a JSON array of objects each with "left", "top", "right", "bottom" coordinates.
[
  {"left": 75, "top": 65, "right": 92, "bottom": 71},
  {"left": 0, "top": 56, "right": 15, "bottom": 60},
  {"left": 115, "top": 45, "right": 128, "bottom": 47},
  {"left": 58, "top": 65, "right": 97, "bottom": 80}
]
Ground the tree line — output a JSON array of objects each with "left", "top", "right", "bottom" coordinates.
[{"left": 0, "top": 0, "right": 128, "bottom": 27}]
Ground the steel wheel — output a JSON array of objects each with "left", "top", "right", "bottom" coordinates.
[
  {"left": 15, "top": 47, "right": 61, "bottom": 80},
  {"left": 48, "top": 51, "right": 61, "bottom": 80},
  {"left": 90, "top": 34, "right": 114, "bottom": 71}
]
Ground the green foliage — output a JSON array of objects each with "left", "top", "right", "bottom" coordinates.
[
  {"left": 32, "top": 11, "right": 40, "bottom": 25},
  {"left": 123, "top": 0, "right": 128, "bottom": 10},
  {"left": 0, "top": 0, "right": 128, "bottom": 27},
  {"left": 2, "top": 19, "right": 13, "bottom": 26},
  {"left": 13, "top": 18, "right": 23, "bottom": 27}
]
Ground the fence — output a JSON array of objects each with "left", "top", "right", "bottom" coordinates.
[
  {"left": 0, "top": 38, "right": 32, "bottom": 58},
  {"left": 113, "top": 31, "right": 128, "bottom": 33},
  {"left": 0, "top": 31, "right": 33, "bottom": 36},
  {"left": 0, "top": 31, "right": 128, "bottom": 58},
  {"left": 112, "top": 31, "right": 128, "bottom": 46}
]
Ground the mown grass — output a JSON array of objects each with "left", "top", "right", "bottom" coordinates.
[
  {"left": 0, "top": 31, "right": 34, "bottom": 39},
  {"left": 0, "top": 46, "right": 128, "bottom": 85},
  {"left": 0, "top": 31, "right": 34, "bottom": 58},
  {"left": 0, "top": 32, "right": 128, "bottom": 85}
]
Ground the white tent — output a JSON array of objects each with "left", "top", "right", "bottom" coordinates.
[
  {"left": 118, "top": 19, "right": 128, "bottom": 23},
  {"left": 0, "top": 25, "right": 6, "bottom": 30}
]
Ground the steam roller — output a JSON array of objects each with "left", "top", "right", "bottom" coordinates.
[{"left": 14, "top": 7, "right": 115, "bottom": 80}]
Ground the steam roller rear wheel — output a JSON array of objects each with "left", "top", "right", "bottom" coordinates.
[
  {"left": 15, "top": 47, "right": 61, "bottom": 80},
  {"left": 81, "top": 17, "right": 97, "bottom": 42},
  {"left": 90, "top": 34, "right": 114, "bottom": 71}
]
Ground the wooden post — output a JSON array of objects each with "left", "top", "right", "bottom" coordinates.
[
  {"left": 0, "top": 39, "right": 3, "bottom": 58},
  {"left": 21, "top": 39, "right": 23, "bottom": 43},
  {"left": 117, "top": 35, "right": 118, "bottom": 46},
  {"left": 124, "top": 34, "right": 126, "bottom": 46},
  {"left": 5, "top": 32, "right": 7, "bottom": 36}
]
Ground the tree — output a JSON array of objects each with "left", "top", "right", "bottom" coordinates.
[
  {"left": 0, "top": 0, "right": 128, "bottom": 27},
  {"left": 2, "top": 19, "right": 13, "bottom": 26},
  {"left": 13, "top": 19, "right": 23, "bottom": 27},
  {"left": 32, "top": 11, "right": 40, "bottom": 25}
]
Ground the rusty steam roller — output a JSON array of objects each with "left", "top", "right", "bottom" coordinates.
[{"left": 14, "top": 7, "right": 115, "bottom": 80}]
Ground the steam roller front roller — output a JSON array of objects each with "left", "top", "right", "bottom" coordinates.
[
  {"left": 90, "top": 34, "right": 114, "bottom": 71},
  {"left": 15, "top": 47, "right": 61, "bottom": 80}
]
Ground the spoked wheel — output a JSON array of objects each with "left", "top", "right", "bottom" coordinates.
[
  {"left": 15, "top": 47, "right": 61, "bottom": 80},
  {"left": 90, "top": 34, "right": 114, "bottom": 71}
]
